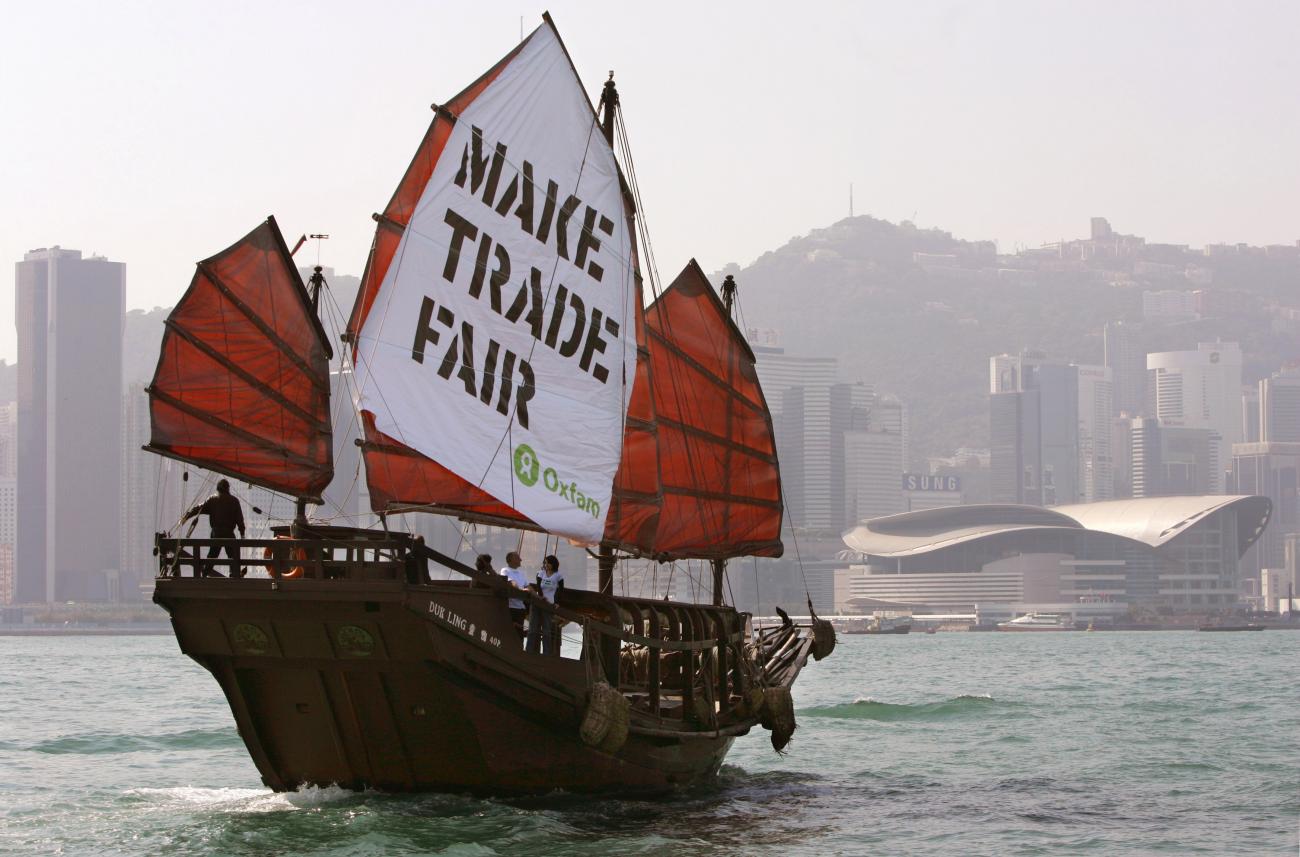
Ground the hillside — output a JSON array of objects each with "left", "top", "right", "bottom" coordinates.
[{"left": 718, "top": 216, "right": 1300, "bottom": 465}]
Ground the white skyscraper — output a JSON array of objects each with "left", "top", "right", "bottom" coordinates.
[
  {"left": 1147, "top": 341, "right": 1242, "bottom": 489},
  {"left": 1259, "top": 367, "right": 1300, "bottom": 443},
  {"left": 1075, "top": 364, "right": 1114, "bottom": 502}
]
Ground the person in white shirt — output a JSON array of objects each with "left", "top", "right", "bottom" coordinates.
[
  {"left": 499, "top": 551, "right": 530, "bottom": 637},
  {"left": 526, "top": 554, "right": 565, "bottom": 656}
]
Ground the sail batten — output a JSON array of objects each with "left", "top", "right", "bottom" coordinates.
[{"left": 147, "top": 217, "right": 334, "bottom": 500}]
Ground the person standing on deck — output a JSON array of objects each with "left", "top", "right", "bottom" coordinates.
[
  {"left": 181, "top": 479, "right": 246, "bottom": 577},
  {"left": 500, "top": 552, "right": 530, "bottom": 638},
  {"left": 526, "top": 555, "right": 565, "bottom": 656}
]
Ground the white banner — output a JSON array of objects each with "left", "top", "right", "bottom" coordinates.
[{"left": 355, "top": 24, "right": 636, "bottom": 544}]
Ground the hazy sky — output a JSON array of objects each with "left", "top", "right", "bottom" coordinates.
[{"left": 2, "top": 0, "right": 1297, "bottom": 363}]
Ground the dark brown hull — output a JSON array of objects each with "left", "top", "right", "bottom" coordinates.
[{"left": 154, "top": 577, "right": 740, "bottom": 794}]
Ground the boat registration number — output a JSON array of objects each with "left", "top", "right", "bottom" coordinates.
[{"left": 428, "top": 600, "right": 501, "bottom": 648}]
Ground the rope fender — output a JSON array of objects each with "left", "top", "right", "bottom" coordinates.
[{"left": 579, "top": 680, "right": 630, "bottom": 754}]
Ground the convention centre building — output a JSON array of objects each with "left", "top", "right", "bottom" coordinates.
[{"left": 838, "top": 496, "right": 1271, "bottom": 619}]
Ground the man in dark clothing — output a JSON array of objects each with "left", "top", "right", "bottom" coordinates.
[{"left": 182, "top": 479, "right": 246, "bottom": 577}]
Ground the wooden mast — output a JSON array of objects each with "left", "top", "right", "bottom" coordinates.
[
  {"left": 597, "top": 72, "right": 620, "bottom": 596},
  {"left": 710, "top": 275, "right": 740, "bottom": 605}
]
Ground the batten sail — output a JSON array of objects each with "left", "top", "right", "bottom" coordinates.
[
  {"left": 146, "top": 216, "right": 334, "bottom": 500},
  {"left": 349, "top": 18, "right": 639, "bottom": 544},
  {"left": 606, "top": 261, "right": 783, "bottom": 559}
]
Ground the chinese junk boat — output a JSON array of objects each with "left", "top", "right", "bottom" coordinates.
[{"left": 148, "top": 17, "right": 832, "bottom": 795}]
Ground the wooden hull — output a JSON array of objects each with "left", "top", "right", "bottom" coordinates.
[{"left": 153, "top": 577, "right": 739, "bottom": 795}]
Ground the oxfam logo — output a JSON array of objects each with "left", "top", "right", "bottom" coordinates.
[
  {"left": 514, "top": 444, "right": 540, "bottom": 486},
  {"left": 511, "top": 443, "right": 601, "bottom": 518}
]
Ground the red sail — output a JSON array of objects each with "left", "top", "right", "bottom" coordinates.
[
  {"left": 147, "top": 217, "right": 334, "bottom": 500},
  {"left": 606, "top": 261, "right": 783, "bottom": 559}
]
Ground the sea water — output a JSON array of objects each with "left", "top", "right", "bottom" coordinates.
[{"left": 1, "top": 631, "right": 1296, "bottom": 856}]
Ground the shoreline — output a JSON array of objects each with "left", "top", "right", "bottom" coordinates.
[{"left": 0, "top": 626, "right": 173, "bottom": 637}]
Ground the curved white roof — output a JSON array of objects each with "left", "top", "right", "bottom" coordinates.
[
  {"left": 842, "top": 496, "right": 1271, "bottom": 558},
  {"left": 1052, "top": 496, "right": 1270, "bottom": 550}
]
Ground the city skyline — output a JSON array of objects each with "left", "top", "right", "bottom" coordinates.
[{"left": 2, "top": 236, "right": 1298, "bottom": 615}]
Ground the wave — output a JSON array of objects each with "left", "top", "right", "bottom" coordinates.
[
  {"left": 28, "top": 727, "right": 240, "bottom": 755},
  {"left": 800, "top": 694, "right": 1024, "bottom": 722},
  {"left": 126, "top": 783, "right": 362, "bottom": 813}
]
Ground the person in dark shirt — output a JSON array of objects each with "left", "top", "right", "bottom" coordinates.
[
  {"left": 182, "top": 479, "right": 246, "bottom": 577},
  {"left": 526, "top": 555, "right": 565, "bottom": 656}
]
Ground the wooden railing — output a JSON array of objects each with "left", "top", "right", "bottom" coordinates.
[
  {"left": 156, "top": 530, "right": 802, "bottom": 729},
  {"left": 155, "top": 533, "right": 415, "bottom": 581}
]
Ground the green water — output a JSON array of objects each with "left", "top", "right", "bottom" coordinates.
[{"left": 1, "top": 631, "right": 1296, "bottom": 855}]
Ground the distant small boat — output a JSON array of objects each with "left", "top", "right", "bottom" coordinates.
[
  {"left": 1198, "top": 624, "right": 1265, "bottom": 632},
  {"left": 845, "top": 617, "right": 911, "bottom": 635},
  {"left": 997, "top": 613, "right": 1074, "bottom": 632},
  {"left": 861, "top": 624, "right": 911, "bottom": 635}
]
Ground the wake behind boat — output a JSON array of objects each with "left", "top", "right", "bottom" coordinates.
[{"left": 147, "top": 15, "right": 832, "bottom": 795}]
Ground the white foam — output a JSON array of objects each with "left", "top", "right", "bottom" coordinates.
[
  {"left": 281, "top": 783, "right": 364, "bottom": 808},
  {"left": 127, "top": 783, "right": 360, "bottom": 813},
  {"left": 128, "top": 786, "right": 267, "bottom": 808}
]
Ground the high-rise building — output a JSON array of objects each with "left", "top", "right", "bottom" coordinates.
[
  {"left": 989, "top": 351, "right": 1078, "bottom": 506},
  {"left": 16, "top": 247, "right": 125, "bottom": 602},
  {"left": 1229, "top": 442, "right": 1300, "bottom": 584},
  {"left": 752, "top": 339, "right": 837, "bottom": 531},
  {"left": 1104, "top": 321, "right": 1146, "bottom": 417},
  {"left": 0, "top": 476, "right": 14, "bottom": 604},
  {"left": 1146, "top": 342, "right": 1242, "bottom": 489},
  {"left": 1259, "top": 367, "right": 1300, "bottom": 443},
  {"left": 0, "top": 401, "right": 15, "bottom": 479},
  {"left": 844, "top": 430, "right": 904, "bottom": 523},
  {"left": 1111, "top": 416, "right": 1135, "bottom": 498},
  {"left": 751, "top": 337, "right": 911, "bottom": 532},
  {"left": 831, "top": 382, "right": 877, "bottom": 527},
  {"left": 990, "top": 390, "right": 1037, "bottom": 504},
  {"left": 749, "top": 341, "right": 838, "bottom": 417},
  {"left": 779, "top": 387, "right": 824, "bottom": 529},
  {"left": 1131, "top": 418, "right": 1221, "bottom": 497},
  {"left": 1242, "top": 386, "right": 1261, "bottom": 444},
  {"left": 870, "top": 394, "right": 909, "bottom": 471},
  {"left": 1076, "top": 364, "right": 1114, "bottom": 502}
]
